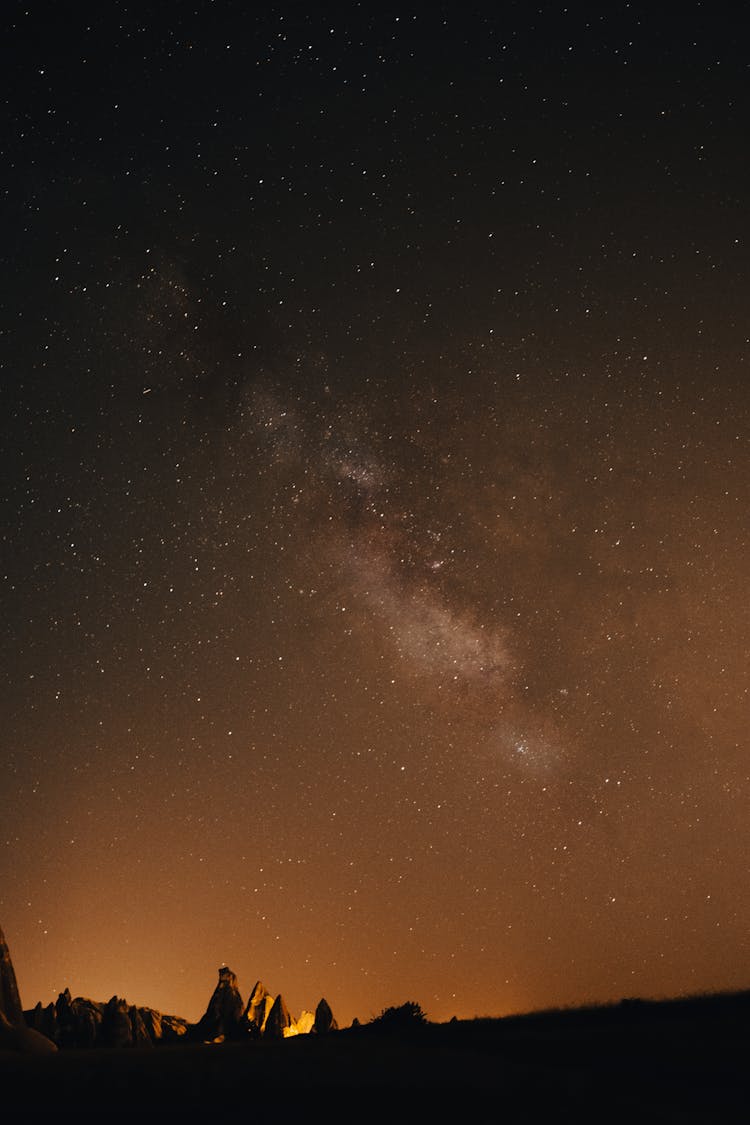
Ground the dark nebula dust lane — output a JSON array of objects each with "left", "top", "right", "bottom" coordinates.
[{"left": 1, "top": 3, "right": 748, "bottom": 1026}]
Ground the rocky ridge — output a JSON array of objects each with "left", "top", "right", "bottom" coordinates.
[
  {"left": 3, "top": 921, "right": 338, "bottom": 1050},
  {"left": 24, "top": 988, "right": 189, "bottom": 1048}
]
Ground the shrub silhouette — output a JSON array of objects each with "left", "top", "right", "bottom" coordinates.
[{"left": 369, "top": 1001, "right": 427, "bottom": 1032}]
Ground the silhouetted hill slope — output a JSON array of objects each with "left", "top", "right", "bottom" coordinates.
[{"left": 428, "top": 987, "right": 750, "bottom": 1046}]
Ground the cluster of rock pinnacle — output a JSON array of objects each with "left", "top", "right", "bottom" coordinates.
[
  {"left": 0, "top": 923, "right": 336, "bottom": 1052},
  {"left": 195, "top": 965, "right": 338, "bottom": 1043}
]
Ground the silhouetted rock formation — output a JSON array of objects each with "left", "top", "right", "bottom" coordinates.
[
  {"left": 0, "top": 925, "right": 24, "bottom": 1026},
  {"left": 104, "top": 996, "right": 137, "bottom": 1048},
  {"left": 141, "top": 1008, "right": 187, "bottom": 1043},
  {"left": 193, "top": 966, "right": 245, "bottom": 1042},
  {"left": 313, "top": 997, "right": 338, "bottom": 1034},
  {"left": 263, "top": 993, "right": 292, "bottom": 1039},
  {"left": 140, "top": 1006, "right": 163, "bottom": 1041},
  {"left": 242, "top": 979, "right": 271, "bottom": 1035},
  {"left": 198, "top": 970, "right": 338, "bottom": 1039},
  {"left": 27, "top": 1000, "right": 57, "bottom": 1039},
  {"left": 23, "top": 986, "right": 188, "bottom": 1049},
  {"left": 129, "top": 1003, "right": 153, "bottom": 1048},
  {"left": 17, "top": 946, "right": 338, "bottom": 1050},
  {"left": 59, "top": 988, "right": 103, "bottom": 1047},
  {"left": 0, "top": 923, "right": 57, "bottom": 1054}
]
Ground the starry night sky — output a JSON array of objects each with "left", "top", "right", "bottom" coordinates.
[{"left": 1, "top": 3, "right": 748, "bottom": 1026}]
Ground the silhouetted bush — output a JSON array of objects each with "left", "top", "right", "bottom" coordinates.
[{"left": 369, "top": 1001, "right": 427, "bottom": 1032}]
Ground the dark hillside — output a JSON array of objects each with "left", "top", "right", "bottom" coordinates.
[{"left": 2, "top": 990, "right": 748, "bottom": 1121}]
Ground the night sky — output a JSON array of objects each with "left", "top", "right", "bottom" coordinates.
[{"left": 1, "top": 3, "right": 748, "bottom": 1028}]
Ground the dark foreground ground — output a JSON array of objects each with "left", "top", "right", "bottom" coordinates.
[{"left": 2, "top": 991, "right": 748, "bottom": 1122}]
